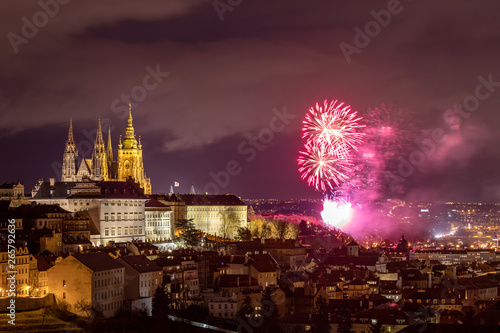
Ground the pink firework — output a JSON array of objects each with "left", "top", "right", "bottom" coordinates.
[
  {"left": 298, "top": 100, "right": 364, "bottom": 191},
  {"left": 302, "top": 100, "right": 365, "bottom": 154},
  {"left": 321, "top": 198, "right": 352, "bottom": 228},
  {"left": 298, "top": 142, "right": 352, "bottom": 191}
]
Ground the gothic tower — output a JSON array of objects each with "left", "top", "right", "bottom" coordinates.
[
  {"left": 117, "top": 106, "right": 151, "bottom": 194},
  {"left": 91, "top": 118, "right": 108, "bottom": 180},
  {"left": 107, "top": 126, "right": 113, "bottom": 164},
  {"left": 61, "top": 118, "right": 79, "bottom": 181}
]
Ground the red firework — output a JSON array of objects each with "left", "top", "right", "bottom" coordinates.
[
  {"left": 298, "top": 142, "right": 352, "bottom": 191},
  {"left": 298, "top": 100, "right": 364, "bottom": 191},
  {"left": 302, "top": 100, "right": 365, "bottom": 154}
]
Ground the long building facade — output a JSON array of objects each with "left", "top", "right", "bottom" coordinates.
[{"left": 31, "top": 179, "right": 148, "bottom": 246}]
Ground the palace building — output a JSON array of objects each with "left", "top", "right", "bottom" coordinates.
[{"left": 61, "top": 107, "right": 151, "bottom": 194}]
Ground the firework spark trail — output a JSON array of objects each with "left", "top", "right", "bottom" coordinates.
[
  {"left": 298, "top": 99, "right": 364, "bottom": 191},
  {"left": 302, "top": 100, "right": 365, "bottom": 155},
  {"left": 298, "top": 142, "right": 352, "bottom": 191}
]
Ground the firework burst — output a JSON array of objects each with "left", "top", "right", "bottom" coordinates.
[
  {"left": 302, "top": 100, "right": 365, "bottom": 154},
  {"left": 298, "top": 143, "right": 352, "bottom": 191},
  {"left": 298, "top": 100, "right": 364, "bottom": 191}
]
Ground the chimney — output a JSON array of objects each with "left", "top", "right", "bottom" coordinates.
[{"left": 49, "top": 178, "right": 55, "bottom": 186}]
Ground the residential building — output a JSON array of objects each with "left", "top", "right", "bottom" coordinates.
[
  {"left": 0, "top": 246, "right": 33, "bottom": 296},
  {"left": 144, "top": 197, "right": 173, "bottom": 243},
  {"left": 117, "top": 255, "right": 163, "bottom": 316},
  {"left": 47, "top": 252, "right": 125, "bottom": 317},
  {"left": 208, "top": 294, "right": 238, "bottom": 319}
]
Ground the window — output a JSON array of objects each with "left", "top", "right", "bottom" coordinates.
[
  {"left": 124, "top": 227, "right": 128, "bottom": 235},
  {"left": 63, "top": 292, "right": 66, "bottom": 299},
  {"left": 118, "top": 228, "right": 122, "bottom": 236},
  {"left": 105, "top": 228, "right": 109, "bottom": 236},
  {"left": 63, "top": 280, "right": 66, "bottom": 287}
]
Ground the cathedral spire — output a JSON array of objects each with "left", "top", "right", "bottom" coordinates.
[
  {"left": 92, "top": 117, "right": 108, "bottom": 180},
  {"left": 95, "top": 117, "right": 104, "bottom": 146},
  {"left": 127, "top": 103, "right": 133, "bottom": 127},
  {"left": 123, "top": 103, "right": 137, "bottom": 149},
  {"left": 107, "top": 126, "right": 113, "bottom": 161},
  {"left": 68, "top": 117, "right": 75, "bottom": 143},
  {"left": 62, "top": 118, "right": 78, "bottom": 181}
]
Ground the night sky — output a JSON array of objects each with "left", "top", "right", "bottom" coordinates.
[{"left": 2, "top": 0, "right": 500, "bottom": 202}]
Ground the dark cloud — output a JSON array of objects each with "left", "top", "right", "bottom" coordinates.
[{"left": 1, "top": 0, "right": 500, "bottom": 201}]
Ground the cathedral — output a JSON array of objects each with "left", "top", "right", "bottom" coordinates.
[{"left": 61, "top": 107, "right": 152, "bottom": 194}]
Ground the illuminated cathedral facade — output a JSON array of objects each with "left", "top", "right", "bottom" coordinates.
[{"left": 61, "top": 107, "right": 152, "bottom": 194}]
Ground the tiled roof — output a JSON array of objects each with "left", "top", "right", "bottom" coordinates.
[
  {"left": 33, "top": 254, "right": 51, "bottom": 271},
  {"left": 145, "top": 197, "right": 170, "bottom": 208},
  {"left": 32, "top": 180, "right": 147, "bottom": 199},
  {"left": 119, "top": 255, "right": 162, "bottom": 273},
  {"left": 149, "top": 193, "right": 183, "bottom": 203},
  {"left": 177, "top": 194, "right": 246, "bottom": 206},
  {"left": 251, "top": 259, "right": 276, "bottom": 273},
  {"left": 346, "top": 240, "right": 359, "bottom": 247},
  {"left": 456, "top": 276, "right": 499, "bottom": 290},
  {"left": 72, "top": 252, "right": 124, "bottom": 272},
  {"left": 354, "top": 307, "right": 409, "bottom": 325}
]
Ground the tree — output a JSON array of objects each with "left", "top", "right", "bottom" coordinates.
[
  {"left": 368, "top": 320, "right": 386, "bottom": 333},
  {"left": 236, "top": 227, "right": 252, "bottom": 241},
  {"left": 174, "top": 218, "right": 200, "bottom": 248},
  {"left": 152, "top": 284, "right": 171, "bottom": 319},
  {"left": 238, "top": 295, "right": 253, "bottom": 317},
  {"left": 311, "top": 296, "right": 329, "bottom": 333},
  {"left": 260, "top": 287, "right": 283, "bottom": 333},
  {"left": 219, "top": 208, "right": 241, "bottom": 239},
  {"left": 299, "top": 220, "right": 310, "bottom": 236},
  {"left": 288, "top": 222, "right": 300, "bottom": 239},
  {"left": 75, "top": 299, "right": 93, "bottom": 318},
  {"left": 250, "top": 218, "right": 272, "bottom": 239},
  {"left": 271, "top": 220, "right": 290, "bottom": 239},
  {"left": 337, "top": 308, "right": 352, "bottom": 333}
]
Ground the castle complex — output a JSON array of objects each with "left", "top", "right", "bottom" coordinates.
[{"left": 61, "top": 107, "right": 151, "bottom": 194}]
